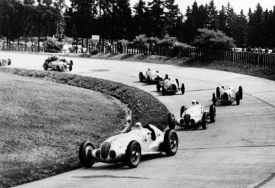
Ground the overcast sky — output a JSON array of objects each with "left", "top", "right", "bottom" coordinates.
[{"left": 129, "top": 0, "right": 275, "bottom": 15}]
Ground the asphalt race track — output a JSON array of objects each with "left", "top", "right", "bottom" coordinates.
[{"left": 2, "top": 51, "right": 275, "bottom": 188}]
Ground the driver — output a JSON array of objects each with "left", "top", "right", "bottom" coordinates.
[{"left": 132, "top": 122, "right": 143, "bottom": 130}]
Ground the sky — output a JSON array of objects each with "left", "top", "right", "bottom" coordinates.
[{"left": 129, "top": 0, "right": 275, "bottom": 15}]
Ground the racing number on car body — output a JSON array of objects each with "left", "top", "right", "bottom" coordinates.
[{"left": 137, "top": 133, "right": 147, "bottom": 142}]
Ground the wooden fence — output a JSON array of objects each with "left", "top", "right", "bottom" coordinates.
[{"left": 1, "top": 42, "right": 275, "bottom": 69}]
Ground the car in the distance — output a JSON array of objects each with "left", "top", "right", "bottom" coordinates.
[
  {"left": 0, "top": 58, "right": 11, "bottom": 66},
  {"left": 139, "top": 68, "right": 163, "bottom": 84},
  {"left": 212, "top": 85, "right": 243, "bottom": 105},
  {"left": 157, "top": 74, "right": 185, "bottom": 95},
  {"left": 168, "top": 100, "right": 216, "bottom": 130},
  {"left": 79, "top": 122, "right": 178, "bottom": 168},
  {"left": 43, "top": 55, "right": 73, "bottom": 72}
]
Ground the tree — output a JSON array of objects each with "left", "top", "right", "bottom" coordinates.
[{"left": 192, "top": 28, "right": 235, "bottom": 49}]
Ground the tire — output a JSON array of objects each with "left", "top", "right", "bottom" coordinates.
[
  {"left": 162, "top": 86, "right": 166, "bottom": 96},
  {"left": 43, "top": 63, "right": 48, "bottom": 70},
  {"left": 7, "top": 58, "right": 11, "bottom": 65},
  {"left": 126, "top": 141, "right": 141, "bottom": 168},
  {"left": 156, "top": 83, "right": 161, "bottom": 92},
  {"left": 164, "top": 129, "right": 178, "bottom": 156},
  {"left": 147, "top": 76, "right": 151, "bottom": 84},
  {"left": 79, "top": 140, "right": 95, "bottom": 168},
  {"left": 70, "top": 60, "right": 73, "bottom": 65},
  {"left": 57, "top": 66, "right": 61, "bottom": 72},
  {"left": 181, "top": 83, "right": 185, "bottom": 94},
  {"left": 69, "top": 65, "right": 73, "bottom": 71},
  {"left": 236, "top": 92, "right": 240, "bottom": 105},
  {"left": 168, "top": 113, "right": 176, "bottom": 129},
  {"left": 239, "top": 86, "right": 243, "bottom": 99},
  {"left": 209, "top": 105, "right": 216, "bottom": 123},
  {"left": 175, "top": 79, "right": 179, "bottom": 88},
  {"left": 212, "top": 93, "right": 216, "bottom": 105},
  {"left": 139, "top": 72, "right": 144, "bottom": 82},
  {"left": 201, "top": 112, "right": 208, "bottom": 129},
  {"left": 216, "top": 87, "right": 220, "bottom": 98},
  {"left": 180, "top": 106, "right": 186, "bottom": 118},
  {"left": 165, "top": 74, "right": 169, "bottom": 79}
]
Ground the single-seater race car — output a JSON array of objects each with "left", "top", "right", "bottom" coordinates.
[
  {"left": 156, "top": 74, "right": 185, "bottom": 95},
  {"left": 43, "top": 55, "right": 73, "bottom": 72},
  {"left": 0, "top": 58, "right": 11, "bottom": 66},
  {"left": 212, "top": 85, "right": 243, "bottom": 105},
  {"left": 79, "top": 122, "right": 178, "bottom": 169},
  {"left": 168, "top": 100, "right": 216, "bottom": 130},
  {"left": 139, "top": 68, "right": 163, "bottom": 84}
]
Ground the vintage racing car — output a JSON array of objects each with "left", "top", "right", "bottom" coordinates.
[
  {"left": 156, "top": 74, "right": 185, "bottom": 95},
  {"left": 0, "top": 58, "right": 11, "bottom": 66},
  {"left": 168, "top": 100, "right": 216, "bottom": 130},
  {"left": 79, "top": 122, "right": 178, "bottom": 168},
  {"left": 212, "top": 85, "right": 243, "bottom": 105},
  {"left": 43, "top": 55, "right": 73, "bottom": 71},
  {"left": 139, "top": 68, "right": 163, "bottom": 84}
]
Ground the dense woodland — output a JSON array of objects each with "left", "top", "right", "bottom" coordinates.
[{"left": 1, "top": 0, "right": 275, "bottom": 49}]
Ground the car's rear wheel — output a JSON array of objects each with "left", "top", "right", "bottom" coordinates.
[
  {"left": 201, "top": 112, "right": 208, "bottom": 129},
  {"left": 209, "top": 105, "right": 216, "bottom": 123},
  {"left": 156, "top": 83, "right": 161, "bottom": 92},
  {"left": 126, "top": 141, "right": 141, "bottom": 168},
  {"left": 180, "top": 106, "right": 186, "bottom": 118},
  {"left": 43, "top": 62, "right": 48, "bottom": 70},
  {"left": 79, "top": 140, "right": 95, "bottom": 168},
  {"left": 70, "top": 60, "right": 73, "bottom": 65},
  {"left": 7, "top": 58, "right": 11, "bottom": 65},
  {"left": 239, "top": 86, "right": 243, "bottom": 99},
  {"left": 216, "top": 87, "right": 220, "bottom": 98},
  {"left": 181, "top": 83, "right": 185, "bottom": 94},
  {"left": 236, "top": 92, "right": 240, "bottom": 105},
  {"left": 212, "top": 93, "right": 216, "bottom": 105},
  {"left": 175, "top": 79, "right": 179, "bottom": 88},
  {"left": 168, "top": 113, "right": 176, "bottom": 129},
  {"left": 162, "top": 86, "right": 166, "bottom": 95},
  {"left": 139, "top": 72, "right": 144, "bottom": 82},
  {"left": 164, "top": 129, "right": 178, "bottom": 156},
  {"left": 147, "top": 76, "right": 151, "bottom": 84}
]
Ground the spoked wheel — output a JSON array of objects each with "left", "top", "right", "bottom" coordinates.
[
  {"left": 79, "top": 140, "right": 95, "bottom": 168},
  {"left": 168, "top": 113, "right": 176, "bottom": 129},
  {"left": 239, "top": 86, "right": 243, "bottom": 99},
  {"left": 212, "top": 93, "right": 216, "bottom": 105},
  {"left": 43, "top": 63, "right": 48, "bottom": 70},
  {"left": 209, "top": 105, "right": 216, "bottom": 123},
  {"left": 164, "top": 129, "right": 178, "bottom": 156},
  {"left": 69, "top": 65, "right": 73, "bottom": 71},
  {"left": 181, "top": 83, "right": 185, "bottom": 94},
  {"left": 216, "top": 87, "right": 220, "bottom": 98},
  {"left": 126, "top": 141, "right": 141, "bottom": 168},
  {"left": 236, "top": 92, "right": 240, "bottom": 105}
]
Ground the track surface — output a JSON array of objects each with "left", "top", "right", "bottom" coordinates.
[{"left": 2, "top": 52, "right": 275, "bottom": 188}]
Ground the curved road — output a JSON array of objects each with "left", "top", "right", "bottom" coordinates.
[{"left": 2, "top": 52, "right": 275, "bottom": 188}]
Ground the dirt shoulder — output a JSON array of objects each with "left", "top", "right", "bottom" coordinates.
[{"left": 0, "top": 68, "right": 169, "bottom": 188}]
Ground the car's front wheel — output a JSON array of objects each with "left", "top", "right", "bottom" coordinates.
[
  {"left": 43, "top": 63, "right": 48, "bottom": 70},
  {"left": 139, "top": 72, "right": 144, "bottom": 82},
  {"left": 69, "top": 65, "right": 73, "bottom": 71},
  {"left": 201, "top": 112, "right": 208, "bottom": 129},
  {"left": 168, "top": 113, "right": 176, "bottom": 129},
  {"left": 209, "top": 105, "right": 216, "bottom": 123},
  {"left": 156, "top": 83, "right": 161, "bottom": 92},
  {"left": 164, "top": 129, "right": 178, "bottom": 156},
  {"left": 162, "top": 86, "right": 166, "bottom": 95},
  {"left": 212, "top": 93, "right": 216, "bottom": 105},
  {"left": 181, "top": 83, "right": 185, "bottom": 94},
  {"left": 126, "top": 141, "right": 141, "bottom": 168},
  {"left": 79, "top": 140, "right": 95, "bottom": 168},
  {"left": 236, "top": 92, "right": 240, "bottom": 105}
]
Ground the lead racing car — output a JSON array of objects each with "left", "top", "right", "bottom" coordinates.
[
  {"left": 43, "top": 55, "right": 73, "bottom": 72},
  {"left": 156, "top": 74, "right": 185, "bottom": 95},
  {"left": 168, "top": 100, "right": 216, "bottom": 130},
  {"left": 139, "top": 68, "right": 163, "bottom": 84},
  {"left": 212, "top": 85, "right": 243, "bottom": 105},
  {"left": 0, "top": 58, "right": 11, "bottom": 66},
  {"left": 79, "top": 122, "right": 178, "bottom": 168}
]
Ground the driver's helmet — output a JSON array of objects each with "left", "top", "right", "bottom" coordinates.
[
  {"left": 132, "top": 122, "right": 143, "bottom": 130},
  {"left": 191, "top": 100, "right": 196, "bottom": 105}
]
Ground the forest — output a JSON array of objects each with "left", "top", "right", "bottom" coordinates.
[{"left": 0, "top": 0, "right": 275, "bottom": 50}]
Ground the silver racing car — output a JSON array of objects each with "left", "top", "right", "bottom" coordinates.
[
  {"left": 139, "top": 68, "right": 163, "bottom": 84},
  {"left": 168, "top": 100, "right": 216, "bottom": 130},
  {"left": 43, "top": 55, "right": 73, "bottom": 72},
  {"left": 79, "top": 122, "right": 178, "bottom": 168},
  {"left": 0, "top": 58, "right": 11, "bottom": 66},
  {"left": 212, "top": 85, "right": 243, "bottom": 105},
  {"left": 156, "top": 74, "right": 185, "bottom": 95}
]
